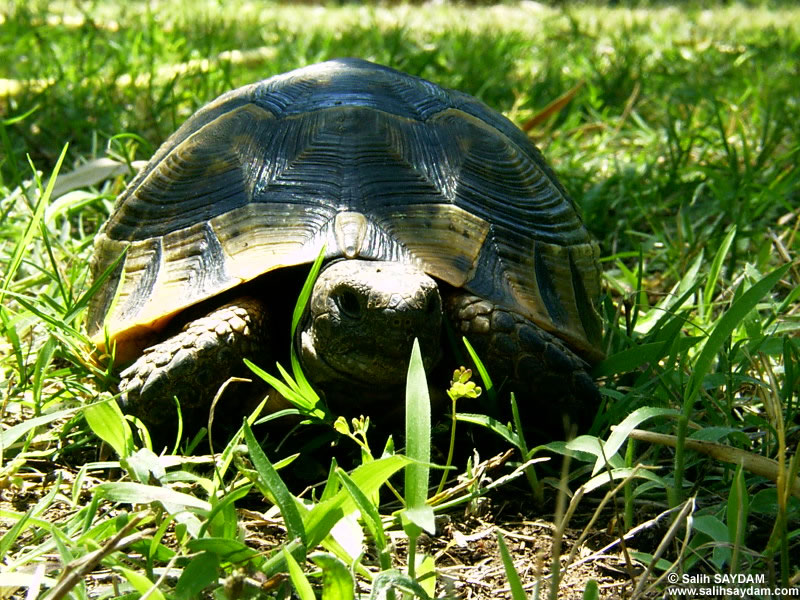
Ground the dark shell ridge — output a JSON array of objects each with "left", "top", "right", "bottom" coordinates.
[{"left": 88, "top": 58, "right": 602, "bottom": 362}]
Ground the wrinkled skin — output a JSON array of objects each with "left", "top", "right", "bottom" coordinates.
[{"left": 298, "top": 260, "right": 442, "bottom": 387}]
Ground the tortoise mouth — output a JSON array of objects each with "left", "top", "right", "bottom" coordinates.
[{"left": 296, "top": 259, "right": 443, "bottom": 391}]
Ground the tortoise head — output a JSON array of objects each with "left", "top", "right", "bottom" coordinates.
[{"left": 297, "top": 259, "right": 442, "bottom": 391}]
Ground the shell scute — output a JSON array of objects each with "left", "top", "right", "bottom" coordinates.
[{"left": 89, "top": 58, "right": 602, "bottom": 362}]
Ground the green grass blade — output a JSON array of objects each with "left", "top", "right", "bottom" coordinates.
[
  {"left": 244, "top": 359, "right": 326, "bottom": 420},
  {"left": 702, "top": 226, "right": 737, "bottom": 320},
  {"left": 727, "top": 463, "right": 749, "bottom": 572},
  {"left": 595, "top": 407, "right": 680, "bottom": 476},
  {"left": 0, "top": 407, "right": 80, "bottom": 449},
  {"left": 462, "top": 336, "right": 494, "bottom": 399},
  {"left": 198, "top": 485, "right": 252, "bottom": 539},
  {"left": 456, "top": 412, "right": 520, "bottom": 447},
  {"left": 284, "top": 546, "right": 316, "bottom": 600},
  {"left": 290, "top": 246, "right": 326, "bottom": 400},
  {"left": 0, "top": 507, "right": 33, "bottom": 561},
  {"left": 276, "top": 361, "right": 303, "bottom": 396},
  {"left": 583, "top": 579, "right": 600, "bottom": 600},
  {"left": 12, "top": 294, "right": 90, "bottom": 345},
  {"left": 496, "top": 530, "right": 528, "bottom": 600},
  {"left": 0, "top": 308, "right": 26, "bottom": 387},
  {"left": 673, "top": 263, "right": 792, "bottom": 506},
  {"left": 304, "top": 455, "right": 410, "bottom": 548},
  {"left": 2, "top": 105, "right": 39, "bottom": 126},
  {"left": 593, "top": 341, "right": 683, "bottom": 378},
  {"left": 336, "top": 467, "right": 391, "bottom": 569},
  {"left": 684, "top": 263, "right": 791, "bottom": 405},
  {"left": 187, "top": 537, "right": 265, "bottom": 568},
  {"left": 242, "top": 420, "right": 307, "bottom": 546},
  {"left": 63, "top": 246, "right": 128, "bottom": 326},
  {"left": 31, "top": 336, "right": 56, "bottom": 409},
  {"left": 1, "top": 144, "right": 67, "bottom": 307}
]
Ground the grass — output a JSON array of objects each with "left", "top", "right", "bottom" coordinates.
[{"left": 1, "top": 1, "right": 799, "bottom": 598}]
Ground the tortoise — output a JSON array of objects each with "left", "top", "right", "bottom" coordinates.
[{"left": 87, "top": 58, "right": 603, "bottom": 436}]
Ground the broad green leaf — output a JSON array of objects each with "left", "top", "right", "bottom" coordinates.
[
  {"left": 116, "top": 566, "right": 165, "bottom": 600},
  {"left": 405, "top": 339, "right": 431, "bottom": 510},
  {"left": 692, "top": 515, "right": 728, "bottom": 542},
  {"left": 693, "top": 514, "right": 731, "bottom": 569},
  {"left": 688, "top": 427, "right": 740, "bottom": 442},
  {"left": 94, "top": 482, "right": 211, "bottom": 512},
  {"left": 84, "top": 399, "right": 134, "bottom": 460},
  {"left": 582, "top": 467, "right": 669, "bottom": 494},
  {"left": 565, "top": 435, "right": 624, "bottom": 471},
  {"left": 627, "top": 551, "right": 674, "bottom": 573},
  {"left": 402, "top": 505, "right": 436, "bottom": 536},
  {"left": 369, "top": 569, "right": 432, "bottom": 600},
  {"left": 593, "top": 342, "right": 675, "bottom": 377},
  {"left": 175, "top": 551, "right": 219, "bottom": 600},
  {"left": 311, "top": 553, "right": 356, "bottom": 600},
  {"left": 536, "top": 439, "right": 598, "bottom": 464},
  {"left": 124, "top": 447, "right": 167, "bottom": 484},
  {"left": 456, "top": 413, "right": 520, "bottom": 447},
  {"left": 187, "top": 537, "right": 264, "bottom": 567},
  {"left": 415, "top": 553, "right": 436, "bottom": 599}
]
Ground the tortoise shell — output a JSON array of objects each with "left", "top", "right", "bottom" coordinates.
[{"left": 88, "top": 58, "right": 603, "bottom": 363}]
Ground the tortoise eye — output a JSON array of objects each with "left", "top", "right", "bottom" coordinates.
[{"left": 335, "top": 288, "right": 363, "bottom": 320}]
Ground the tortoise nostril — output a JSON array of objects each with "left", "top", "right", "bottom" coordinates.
[{"left": 335, "top": 288, "right": 362, "bottom": 320}]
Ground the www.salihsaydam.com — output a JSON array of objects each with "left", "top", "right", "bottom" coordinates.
[{"left": 664, "top": 572, "right": 799, "bottom": 597}]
